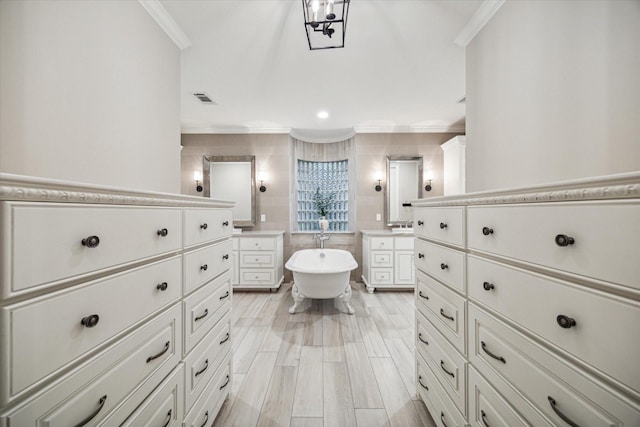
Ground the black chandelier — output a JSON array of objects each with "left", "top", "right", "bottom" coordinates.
[{"left": 302, "top": 0, "right": 350, "bottom": 50}]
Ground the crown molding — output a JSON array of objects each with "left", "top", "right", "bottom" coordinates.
[
  {"left": 181, "top": 124, "right": 466, "bottom": 135},
  {"left": 139, "top": 0, "right": 192, "bottom": 50},
  {"left": 454, "top": 0, "right": 505, "bottom": 47},
  {"left": 181, "top": 126, "right": 291, "bottom": 134}
]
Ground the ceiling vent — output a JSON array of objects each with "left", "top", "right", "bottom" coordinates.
[{"left": 193, "top": 92, "right": 216, "bottom": 104}]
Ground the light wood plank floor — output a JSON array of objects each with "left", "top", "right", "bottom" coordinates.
[{"left": 213, "top": 282, "right": 436, "bottom": 427}]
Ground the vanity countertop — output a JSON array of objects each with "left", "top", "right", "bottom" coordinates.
[
  {"left": 233, "top": 230, "right": 285, "bottom": 236},
  {"left": 360, "top": 229, "right": 414, "bottom": 236}
]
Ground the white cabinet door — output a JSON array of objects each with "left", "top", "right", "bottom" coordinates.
[{"left": 394, "top": 251, "right": 415, "bottom": 285}]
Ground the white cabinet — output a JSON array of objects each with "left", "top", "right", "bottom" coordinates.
[
  {"left": 361, "top": 231, "right": 415, "bottom": 293},
  {"left": 232, "top": 231, "right": 285, "bottom": 291},
  {"left": 413, "top": 172, "right": 640, "bottom": 427}
]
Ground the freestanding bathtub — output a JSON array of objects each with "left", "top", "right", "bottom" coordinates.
[{"left": 285, "top": 248, "right": 358, "bottom": 314}]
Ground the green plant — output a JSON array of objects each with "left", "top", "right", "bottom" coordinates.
[{"left": 312, "top": 187, "right": 334, "bottom": 217}]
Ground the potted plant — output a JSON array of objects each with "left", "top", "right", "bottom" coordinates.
[{"left": 312, "top": 187, "right": 334, "bottom": 231}]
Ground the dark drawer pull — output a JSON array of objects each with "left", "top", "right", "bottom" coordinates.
[
  {"left": 81, "top": 235, "right": 100, "bottom": 248},
  {"left": 439, "top": 222, "right": 447, "bottom": 229},
  {"left": 418, "top": 253, "right": 424, "bottom": 259},
  {"left": 220, "top": 291, "right": 230, "bottom": 300},
  {"left": 200, "top": 411, "right": 209, "bottom": 427},
  {"left": 481, "top": 410, "right": 490, "bottom": 427},
  {"left": 220, "top": 332, "right": 230, "bottom": 345},
  {"left": 157, "top": 228, "right": 168, "bottom": 237},
  {"left": 200, "top": 223, "right": 208, "bottom": 230},
  {"left": 195, "top": 359, "right": 209, "bottom": 377},
  {"left": 157, "top": 282, "right": 168, "bottom": 291},
  {"left": 74, "top": 395, "right": 107, "bottom": 427},
  {"left": 548, "top": 396, "right": 580, "bottom": 427},
  {"left": 222, "top": 254, "right": 229, "bottom": 260},
  {"left": 220, "top": 374, "right": 230, "bottom": 390},
  {"left": 418, "top": 291, "right": 429, "bottom": 300},
  {"left": 418, "top": 333, "right": 429, "bottom": 345},
  {"left": 483, "top": 281, "right": 495, "bottom": 291},
  {"left": 440, "top": 308, "right": 454, "bottom": 321},
  {"left": 163, "top": 409, "right": 172, "bottom": 427},
  {"left": 418, "top": 375, "right": 428, "bottom": 390},
  {"left": 555, "top": 234, "right": 575, "bottom": 247},
  {"left": 440, "top": 360, "right": 455, "bottom": 378},
  {"left": 482, "top": 227, "right": 494, "bottom": 236},
  {"left": 194, "top": 309, "right": 209, "bottom": 322},
  {"left": 481, "top": 341, "right": 506, "bottom": 363},
  {"left": 417, "top": 220, "right": 424, "bottom": 226},
  {"left": 441, "top": 411, "right": 448, "bottom": 427},
  {"left": 440, "top": 263, "right": 448, "bottom": 270},
  {"left": 81, "top": 314, "right": 100, "bottom": 328},
  {"left": 146, "top": 341, "right": 170, "bottom": 363},
  {"left": 222, "top": 221, "right": 229, "bottom": 226},
  {"left": 200, "top": 264, "right": 208, "bottom": 271},
  {"left": 557, "top": 314, "right": 576, "bottom": 329}
]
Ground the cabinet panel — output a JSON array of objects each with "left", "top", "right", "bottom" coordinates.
[
  {"left": 414, "top": 206, "right": 465, "bottom": 247},
  {"left": 239, "top": 251, "right": 275, "bottom": 268},
  {"left": 183, "top": 240, "right": 233, "bottom": 294},
  {"left": 394, "top": 251, "right": 415, "bottom": 284},
  {"left": 371, "top": 268, "right": 393, "bottom": 285},
  {"left": 371, "top": 252, "right": 392, "bottom": 267},
  {"left": 415, "top": 239, "right": 465, "bottom": 293},
  {"left": 183, "top": 209, "right": 233, "bottom": 248},
  {"left": 239, "top": 237, "right": 276, "bottom": 251}
]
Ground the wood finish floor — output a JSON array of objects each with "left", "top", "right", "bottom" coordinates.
[{"left": 213, "top": 283, "right": 436, "bottom": 427}]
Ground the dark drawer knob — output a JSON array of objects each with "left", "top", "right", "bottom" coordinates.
[
  {"left": 417, "top": 220, "right": 424, "bottom": 226},
  {"left": 75, "top": 395, "right": 107, "bottom": 427},
  {"left": 81, "top": 314, "right": 100, "bottom": 328},
  {"left": 440, "top": 360, "right": 455, "bottom": 378},
  {"left": 194, "top": 309, "right": 209, "bottom": 322},
  {"left": 157, "top": 282, "right": 168, "bottom": 291},
  {"left": 483, "top": 282, "right": 495, "bottom": 291},
  {"left": 157, "top": 228, "right": 168, "bottom": 237},
  {"left": 220, "top": 291, "right": 230, "bottom": 300},
  {"left": 81, "top": 235, "right": 100, "bottom": 248},
  {"left": 220, "top": 333, "right": 230, "bottom": 345},
  {"left": 195, "top": 359, "right": 209, "bottom": 377},
  {"left": 200, "top": 223, "right": 208, "bottom": 230},
  {"left": 482, "top": 227, "right": 494, "bottom": 236},
  {"left": 222, "top": 221, "right": 229, "bottom": 227},
  {"left": 418, "top": 291, "right": 429, "bottom": 300},
  {"left": 200, "top": 264, "right": 208, "bottom": 271},
  {"left": 548, "top": 396, "right": 580, "bottom": 427},
  {"left": 440, "top": 263, "right": 448, "bottom": 270},
  {"left": 556, "top": 314, "right": 576, "bottom": 328},
  {"left": 418, "top": 375, "right": 428, "bottom": 390},
  {"left": 222, "top": 254, "right": 229, "bottom": 260},
  {"left": 418, "top": 253, "right": 425, "bottom": 259},
  {"left": 439, "top": 222, "right": 448, "bottom": 229},
  {"left": 555, "top": 234, "right": 575, "bottom": 247},
  {"left": 220, "top": 374, "right": 230, "bottom": 390},
  {"left": 146, "top": 341, "right": 170, "bottom": 363},
  {"left": 163, "top": 409, "right": 172, "bottom": 427}
]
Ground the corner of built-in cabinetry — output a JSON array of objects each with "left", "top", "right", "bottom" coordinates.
[
  {"left": 361, "top": 230, "right": 415, "bottom": 293},
  {"left": 413, "top": 172, "right": 640, "bottom": 427},
  {"left": 232, "top": 231, "right": 285, "bottom": 291},
  {"left": 0, "top": 173, "right": 235, "bottom": 426}
]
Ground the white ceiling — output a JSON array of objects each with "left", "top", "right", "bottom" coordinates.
[{"left": 158, "top": 0, "right": 485, "bottom": 134}]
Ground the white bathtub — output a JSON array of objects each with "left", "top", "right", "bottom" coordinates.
[{"left": 285, "top": 249, "right": 358, "bottom": 314}]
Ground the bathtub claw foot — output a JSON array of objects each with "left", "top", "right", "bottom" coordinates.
[
  {"left": 335, "top": 284, "right": 355, "bottom": 315},
  {"left": 289, "top": 283, "right": 311, "bottom": 314}
]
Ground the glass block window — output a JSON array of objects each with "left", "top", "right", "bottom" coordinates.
[{"left": 297, "top": 159, "right": 349, "bottom": 231}]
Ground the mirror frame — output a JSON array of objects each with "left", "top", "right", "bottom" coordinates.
[
  {"left": 384, "top": 155, "right": 423, "bottom": 227},
  {"left": 203, "top": 155, "right": 256, "bottom": 227}
]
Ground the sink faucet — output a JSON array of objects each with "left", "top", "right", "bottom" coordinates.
[{"left": 314, "top": 229, "right": 331, "bottom": 249}]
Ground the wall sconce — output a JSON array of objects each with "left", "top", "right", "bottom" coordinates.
[
  {"left": 257, "top": 172, "right": 267, "bottom": 193},
  {"left": 424, "top": 170, "right": 434, "bottom": 192},
  {"left": 194, "top": 170, "right": 203, "bottom": 192},
  {"left": 374, "top": 171, "right": 384, "bottom": 192}
]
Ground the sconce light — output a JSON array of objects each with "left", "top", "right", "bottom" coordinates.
[
  {"left": 257, "top": 172, "right": 267, "bottom": 193},
  {"left": 374, "top": 171, "right": 384, "bottom": 192},
  {"left": 424, "top": 170, "right": 434, "bottom": 192},
  {"left": 194, "top": 171, "right": 203, "bottom": 192}
]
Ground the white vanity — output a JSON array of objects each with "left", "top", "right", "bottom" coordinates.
[
  {"left": 232, "top": 231, "right": 285, "bottom": 291},
  {"left": 361, "top": 230, "right": 415, "bottom": 293}
]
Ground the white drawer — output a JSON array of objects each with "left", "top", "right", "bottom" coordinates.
[
  {"left": 416, "top": 312, "right": 467, "bottom": 415},
  {"left": 0, "top": 256, "right": 181, "bottom": 403},
  {"left": 394, "top": 236, "right": 415, "bottom": 250},
  {"left": 370, "top": 237, "right": 393, "bottom": 250},
  {"left": 183, "top": 271, "right": 232, "bottom": 355},
  {"left": 0, "top": 202, "right": 182, "bottom": 298},
  {"left": 183, "top": 239, "right": 233, "bottom": 294},
  {"left": 183, "top": 208, "right": 233, "bottom": 248},
  {"left": 371, "top": 252, "right": 393, "bottom": 267},
  {"left": 467, "top": 201, "right": 640, "bottom": 290},
  {"left": 468, "top": 366, "right": 550, "bottom": 427},
  {"left": 239, "top": 237, "right": 276, "bottom": 251},
  {"left": 414, "top": 206, "right": 465, "bottom": 247},
  {"left": 0, "top": 304, "right": 182, "bottom": 423},
  {"left": 240, "top": 269, "right": 275, "bottom": 285},
  {"left": 416, "top": 352, "right": 467, "bottom": 427},
  {"left": 371, "top": 268, "right": 393, "bottom": 285},
  {"left": 468, "top": 255, "right": 640, "bottom": 394},
  {"left": 119, "top": 364, "right": 184, "bottom": 427},
  {"left": 416, "top": 270, "right": 466, "bottom": 355},
  {"left": 415, "top": 239, "right": 466, "bottom": 293},
  {"left": 469, "top": 304, "right": 640, "bottom": 426},
  {"left": 239, "top": 251, "right": 275, "bottom": 268},
  {"left": 183, "top": 356, "right": 232, "bottom": 427},
  {"left": 184, "top": 314, "right": 232, "bottom": 413}
]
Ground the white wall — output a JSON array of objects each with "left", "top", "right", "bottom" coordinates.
[
  {"left": 0, "top": 0, "right": 181, "bottom": 193},
  {"left": 466, "top": 0, "right": 640, "bottom": 192}
]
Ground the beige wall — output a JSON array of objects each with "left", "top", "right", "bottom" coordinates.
[
  {"left": 181, "top": 132, "right": 460, "bottom": 281},
  {"left": 466, "top": 0, "right": 640, "bottom": 192},
  {"left": 0, "top": 1, "right": 181, "bottom": 193}
]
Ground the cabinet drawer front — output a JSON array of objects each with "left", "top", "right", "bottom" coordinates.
[
  {"left": 416, "top": 352, "right": 467, "bottom": 427},
  {"left": 467, "top": 201, "right": 640, "bottom": 289},
  {"left": 468, "top": 255, "right": 640, "bottom": 394},
  {"left": 240, "top": 269, "right": 274, "bottom": 284},
  {"left": 415, "top": 239, "right": 466, "bottom": 293},
  {"left": 184, "top": 314, "right": 232, "bottom": 412},
  {"left": 184, "top": 357, "right": 232, "bottom": 427},
  {"left": 239, "top": 237, "right": 276, "bottom": 251},
  {"left": 416, "top": 270, "right": 466, "bottom": 355},
  {"left": 414, "top": 206, "right": 465, "bottom": 247},
  {"left": 184, "top": 209, "right": 233, "bottom": 248},
  {"left": 2, "top": 203, "right": 181, "bottom": 297},
  {"left": 394, "top": 236, "right": 415, "bottom": 250},
  {"left": 370, "top": 237, "right": 394, "bottom": 250},
  {"left": 371, "top": 252, "right": 393, "bottom": 267},
  {"left": 469, "top": 305, "right": 640, "bottom": 426},
  {"left": 240, "top": 251, "right": 275, "bottom": 268},
  {"left": 0, "top": 305, "right": 182, "bottom": 421},
  {"left": 183, "top": 271, "right": 232, "bottom": 355},
  {"left": 371, "top": 268, "right": 393, "bottom": 285},
  {"left": 184, "top": 239, "right": 233, "bottom": 294},
  {"left": 2, "top": 256, "right": 182, "bottom": 401}
]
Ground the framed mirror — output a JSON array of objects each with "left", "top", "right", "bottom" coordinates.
[
  {"left": 203, "top": 155, "right": 256, "bottom": 227},
  {"left": 384, "top": 156, "right": 423, "bottom": 226}
]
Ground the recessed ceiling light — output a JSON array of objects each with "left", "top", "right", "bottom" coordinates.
[{"left": 317, "top": 111, "right": 329, "bottom": 119}]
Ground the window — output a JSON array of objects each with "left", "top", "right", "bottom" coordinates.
[{"left": 297, "top": 159, "right": 349, "bottom": 231}]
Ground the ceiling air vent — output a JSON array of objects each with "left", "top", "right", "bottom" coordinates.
[{"left": 193, "top": 92, "right": 216, "bottom": 104}]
